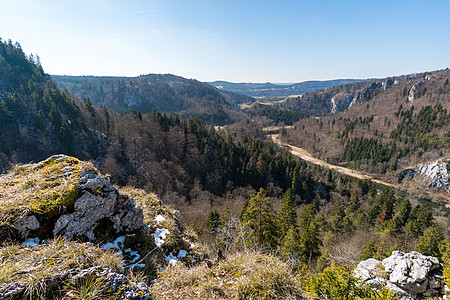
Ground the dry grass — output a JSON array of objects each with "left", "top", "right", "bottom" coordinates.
[
  {"left": 0, "top": 237, "right": 122, "bottom": 298},
  {"left": 151, "top": 251, "right": 302, "bottom": 299}
]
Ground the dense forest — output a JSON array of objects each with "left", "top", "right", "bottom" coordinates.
[
  {"left": 245, "top": 103, "right": 308, "bottom": 125},
  {"left": 0, "top": 39, "right": 99, "bottom": 171}
]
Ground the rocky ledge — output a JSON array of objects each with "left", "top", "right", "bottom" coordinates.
[
  {"left": 0, "top": 154, "right": 144, "bottom": 242},
  {"left": 354, "top": 251, "right": 447, "bottom": 299}
]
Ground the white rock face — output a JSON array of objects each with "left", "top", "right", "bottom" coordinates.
[
  {"left": 354, "top": 251, "right": 445, "bottom": 299},
  {"left": 50, "top": 159, "right": 144, "bottom": 241},
  {"left": 408, "top": 84, "right": 417, "bottom": 102},
  {"left": 329, "top": 81, "right": 388, "bottom": 114},
  {"left": 365, "top": 278, "right": 416, "bottom": 300},
  {"left": 417, "top": 161, "right": 450, "bottom": 193},
  {"left": 331, "top": 94, "right": 354, "bottom": 114},
  {"left": 353, "top": 258, "right": 381, "bottom": 281}
]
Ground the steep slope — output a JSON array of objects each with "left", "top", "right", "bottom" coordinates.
[
  {"left": 0, "top": 39, "right": 99, "bottom": 171},
  {"left": 208, "top": 79, "right": 362, "bottom": 98},
  {"left": 53, "top": 74, "right": 253, "bottom": 125}
]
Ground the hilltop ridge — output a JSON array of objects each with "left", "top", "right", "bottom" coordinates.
[
  {"left": 208, "top": 79, "right": 362, "bottom": 98},
  {"left": 52, "top": 74, "right": 253, "bottom": 125}
]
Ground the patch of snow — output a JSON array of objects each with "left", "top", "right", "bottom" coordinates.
[
  {"left": 102, "top": 235, "right": 126, "bottom": 252},
  {"left": 131, "top": 263, "right": 146, "bottom": 269},
  {"left": 165, "top": 252, "right": 178, "bottom": 266},
  {"left": 102, "top": 234, "right": 138, "bottom": 265},
  {"left": 124, "top": 248, "right": 140, "bottom": 263},
  {"left": 178, "top": 249, "right": 187, "bottom": 258},
  {"left": 152, "top": 228, "right": 170, "bottom": 248},
  {"left": 21, "top": 237, "right": 40, "bottom": 248},
  {"left": 154, "top": 214, "right": 166, "bottom": 224}
]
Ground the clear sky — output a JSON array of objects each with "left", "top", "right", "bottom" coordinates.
[{"left": 1, "top": 0, "right": 449, "bottom": 82}]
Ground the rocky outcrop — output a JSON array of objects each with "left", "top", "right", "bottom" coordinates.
[
  {"left": 3, "top": 154, "right": 145, "bottom": 243},
  {"left": 408, "top": 84, "right": 417, "bottom": 102},
  {"left": 417, "top": 161, "right": 450, "bottom": 193},
  {"left": 382, "top": 79, "right": 394, "bottom": 91},
  {"left": 48, "top": 156, "right": 144, "bottom": 242},
  {"left": 354, "top": 251, "right": 446, "bottom": 299},
  {"left": 69, "top": 266, "right": 151, "bottom": 299},
  {"left": 330, "top": 80, "right": 391, "bottom": 114},
  {"left": 331, "top": 94, "right": 358, "bottom": 114}
]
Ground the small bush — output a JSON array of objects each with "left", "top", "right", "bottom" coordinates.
[{"left": 304, "top": 264, "right": 398, "bottom": 300}]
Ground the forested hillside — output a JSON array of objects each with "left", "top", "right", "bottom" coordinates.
[
  {"left": 53, "top": 74, "right": 253, "bottom": 125},
  {"left": 0, "top": 39, "right": 99, "bottom": 172},
  {"left": 283, "top": 69, "right": 450, "bottom": 176}
]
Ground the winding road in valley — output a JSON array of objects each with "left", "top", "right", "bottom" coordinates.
[{"left": 270, "top": 133, "right": 396, "bottom": 188}]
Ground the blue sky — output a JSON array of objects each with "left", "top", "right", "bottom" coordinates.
[{"left": 1, "top": 0, "right": 449, "bottom": 82}]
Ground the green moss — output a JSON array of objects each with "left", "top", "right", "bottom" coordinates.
[{"left": 30, "top": 184, "right": 80, "bottom": 218}]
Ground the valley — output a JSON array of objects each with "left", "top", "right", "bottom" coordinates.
[
  {"left": 271, "top": 133, "right": 396, "bottom": 187},
  {"left": 272, "top": 132, "right": 450, "bottom": 207},
  {"left": 0, "top": 37, "right": 449, "bottom": 299}
]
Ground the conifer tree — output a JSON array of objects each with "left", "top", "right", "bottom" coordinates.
[
  {"left": 416, "top": 226, "right": 444, "bottom": 257},
  {"left": 241, "top": 188, "right": 278, "bottom": 249},
  {"left": 299, "top": 219, "right": 322, "bottom": 261},
  {"left": 206, "top": 209, "right": 221, "bottom": 233},
  {"left": 297, "top": 201, "right": 321, "bottom": 261},
  {"left": 278, "top": 188, "right": 297, "bottom": 238},
  {"left": 280, "top": 225, "right": 302, "bottom": 260}
]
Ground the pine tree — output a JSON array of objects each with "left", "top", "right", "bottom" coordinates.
[
  {"left": 297, "top": 201, "right": 321, "bottom": 261},
  {"left": 280, "top": 225, "right": 302, "bottom": 260},
  {"left": 360, "top": 239, "right": 377, "bottom": 260},
  {"left": 206, "top": 209, "right": 221, "bottom": 233},
  {"left": 299, "top": 219, "right": 322, "bottom": 261},
  {"left": 278, "top": 188, "right": 297, "bottom": 238},
  {"left": 347, "top": 194, "right": 360, "bottom": 214},
  {"left": 298, "top": 201, "right": 318, "bottom": 230},
  {"left": 241, "top": 188, "right": 278, "bottom": 249},
  {"left": 416, "top": 226, "right": 444, "bottom": 257}
]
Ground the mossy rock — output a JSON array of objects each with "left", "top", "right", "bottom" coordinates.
[{"left": 0, "top": 155, "right": 105, "bottom": 242}]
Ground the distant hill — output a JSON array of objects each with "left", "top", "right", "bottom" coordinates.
[
  {"left": 53, "top": 74, "right": 254, "bottom": 125},
  {"left": 207, "top": 79, "right": 363, "bottom": 98}
]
